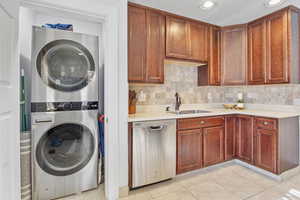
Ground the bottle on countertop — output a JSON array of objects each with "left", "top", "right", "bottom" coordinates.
[{"left": 236, "top": 93, "right": 245, "bottom": 110}]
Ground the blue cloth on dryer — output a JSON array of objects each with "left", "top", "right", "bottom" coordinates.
[
  {"left": 42, "top": 23, "right": 73, "bottom": 30},
  {"left": 98, "top": 114, "right": 105, "bottom": 157}
]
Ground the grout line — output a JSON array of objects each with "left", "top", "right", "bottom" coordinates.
[{"left": 125, "top": 163, "right": 299, "bottom": 200}]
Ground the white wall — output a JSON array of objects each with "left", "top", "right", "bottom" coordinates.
[
  {"left": 118, "top": 0, "right": 129, "bottom": 191},
  {"left": 33, "top": 12, "right": 101, "bottom": 36},
  {"left": 19, "top": 7, "right": 34, "bottom": 129}
]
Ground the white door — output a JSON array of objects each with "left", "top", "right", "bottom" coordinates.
[{"left": 0, "top": 0, "right": 20, "bottom": 200}]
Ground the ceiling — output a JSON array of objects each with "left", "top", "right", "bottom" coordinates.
[{"left": 128, "top": 0, "right": 300, "bottom": 26}]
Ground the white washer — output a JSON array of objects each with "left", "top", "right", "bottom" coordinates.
[
  {"left": 31, "top": 109, "right": 98, "bottom": 200},
  {"left": 31, "top": 26, "right": 99, "bottom": 103}
]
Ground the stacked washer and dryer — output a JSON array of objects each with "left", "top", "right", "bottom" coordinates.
[{"left": 31, "top": 26, "right": 100, "bottom": 200}]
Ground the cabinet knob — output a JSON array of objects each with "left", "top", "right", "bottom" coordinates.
[
  {"left": 200, "top": 121, "right": 205, "bottom": 124},
  {"left": 263, "top": 122, "right": 269, "bottom": 125}
]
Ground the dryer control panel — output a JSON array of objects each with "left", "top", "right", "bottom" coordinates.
[{"left": 31, "top": 101, "right": 99, "bottom": 112}]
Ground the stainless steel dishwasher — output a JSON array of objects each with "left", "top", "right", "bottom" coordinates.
[{"left": 132, "top": 120, "right": 176, "bottom": 188}]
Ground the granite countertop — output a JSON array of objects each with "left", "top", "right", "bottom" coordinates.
[{"left": 128, "top": 108, "right": 300, "bottom": 122}]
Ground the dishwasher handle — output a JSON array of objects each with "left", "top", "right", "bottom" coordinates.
[{"left": 148, "top": 125, "right": 165, "bottom": 131}]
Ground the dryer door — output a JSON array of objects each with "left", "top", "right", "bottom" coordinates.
[
  {"left": 36, "top": 123, "right": 95, "bottom": 176},
  {"left": 36, "top": 39, "right": 95, "bottom": 92}
]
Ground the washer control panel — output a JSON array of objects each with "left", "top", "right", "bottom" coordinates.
[{"left": 31, "top": 101, "right": 99, "bottom": 112}]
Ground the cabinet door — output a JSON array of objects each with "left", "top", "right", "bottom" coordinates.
[
  {"left": 166, "top": 16, "right": 191, "bottom": 59},
  {"left": 266, "top": 10, "right": 289, "bottom": 84},
  {"left": 190, "top": 22, "right": 208, "bottom": 62},
  {"left": 221, "top": 25, "right": 247, "bottom": 85},
  {"left": 203, "top": 126, "right": 224, "bottom": 167},
  {"left": 128, "top": 6, "right": 147, "bottom": 82},
  {"left": 254, "top": 128, "right": 277, "bottom": 173},
  {"left": 225, "top": 116, "right": 236, "bottom": 160},
  {"left": 248, "top": 20, "right": 267, "bottom": 84},
  {"left": 146, "top": 10, "right": 165, "bottom": 83},
  {"left": 236, "top": 116, "right": 254, "bottom": 163},
  {"left": 177, "top": 129, "right": 202, "bottom": 174},
  {"left": 209, "top": 26, "right": 221, "bottom": 85}
]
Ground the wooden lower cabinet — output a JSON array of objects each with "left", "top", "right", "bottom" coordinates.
[
  {"left": 129, "top": 115, "right": 299, "bottom": 186},
  {"left": 203, "top": 126, "right": 224, "bottom": 167},
  {"left": 177, "top": 129, "right": 203, "bottom": 174},
  {"left": 236, "top": 115, "right": 254, "bottom": 163},
  {"left": 175, "top": 115, "right": 299, "bottom": 176},
  {"left": 225, "top": 116, "right": 236, "bottom": 160},
  {"left": 254, "top": 128, "right": 277, "bottom": 173},
  {"left": 177, "top": 117, "right": 225, "bottom": 174}
]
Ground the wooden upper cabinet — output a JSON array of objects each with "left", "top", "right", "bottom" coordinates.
[
  {"left": 247, "top": 8, "right": 300, "bottom": 85},
  {"left": 236, "top": 115, "right": 254, "bottom": 163},
  {"left": 248, "top": 19, "right": 267, "bottom": 84},
  {"left": 166, "top": 16, "right": 209, "bottom": 62},
  {"left": 128, "top": 5, "right": 165, "bottom": 84},
  {"left": 198, "top": 26, "right": 221, "bottom": 86},
  {"left": 129, "top": 4, "right": 300, "bottom": 85},
  {"left": 128, "top": 5, "right": 147, "bottom": 82},
  {"left": 203, "top": 126, "right": 224, "bottom": 167},
  {"left": 221, "top": 25, "right": 247, "bottom": 85},
  {"left": 177, "top": 129, "right": 203, "bottom": 174},
  {"left": 146, "top": 10, "right": 165, "bottom": 83},
  {"left": 266, "top": 10, "right": 289, "bottom": 84},
  {"left": 190, "top": 22, "right": 209, "bottom": 62},
  {"left": 209, "top": 26, "right": 221, "bottom": 85},
  {"left": 166, "top": 16, "right": 191, "bottom": 59}
]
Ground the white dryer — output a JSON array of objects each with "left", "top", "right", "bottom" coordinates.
[
  {"left": 31, "top": 26, "right": 99, "bottom": 103},
  {"left": 31, "top": 103, "right": 98, "bottom": 200}
]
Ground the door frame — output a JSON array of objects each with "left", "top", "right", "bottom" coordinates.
[{"left": 20, "top": 0, "right": 128, "bottom": 199}]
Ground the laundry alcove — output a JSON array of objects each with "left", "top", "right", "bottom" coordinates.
[{"left": 19, "top": 4, "right": 107, "bottom": 200}]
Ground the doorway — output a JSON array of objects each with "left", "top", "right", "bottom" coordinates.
[{"left": 19, "top": 3, "right": 108, "bottom": 200}]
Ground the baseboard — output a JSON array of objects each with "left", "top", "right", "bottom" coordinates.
[
  {"left": 175, "top": 159, "right": 298, "bottom": 182},
  {"left": 276, "top": 165, "right": 300, "bottom": 181},
  {"left": 119, "top": 186, "right": 129, "bottom": 198},
  {"left": 175, "top": 160, "right": 235, "bottom": 178},
  {"left": 234, "top": 159, "right": 282, "bottom": 181}
]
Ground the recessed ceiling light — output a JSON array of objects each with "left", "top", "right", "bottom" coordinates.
[
  {"left": 199, "top": 0, "right": 216, "bottom": 10},
  {"left": 264, "top": 0, "right": 287, "bottom": 7}
]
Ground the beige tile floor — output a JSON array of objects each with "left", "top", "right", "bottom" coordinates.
[
  {"left": 58, "top": 184, "right": 105, "bottom": 200},
  {"left": 60, "top": 163, "right": 300, "bottom": 200}
]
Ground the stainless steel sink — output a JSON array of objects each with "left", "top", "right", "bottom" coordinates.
[{"left": 170, "top": 110, "right": 211, "bottom": 115}]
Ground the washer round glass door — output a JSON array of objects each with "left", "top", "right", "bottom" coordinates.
[
  {"left": 36, "top": 123, "right": 95, "bottom": 176},
  {"left": 37, "top": 39, "right": 95, "bottom": 92}
]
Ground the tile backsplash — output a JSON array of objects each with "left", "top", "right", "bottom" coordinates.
[{"left": 129, "top": 63, "right": 300, "bottom": 106}]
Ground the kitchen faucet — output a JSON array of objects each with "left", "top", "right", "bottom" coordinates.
[{"left": 175, "top": 92, "right": 182, "bottom": 111}]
